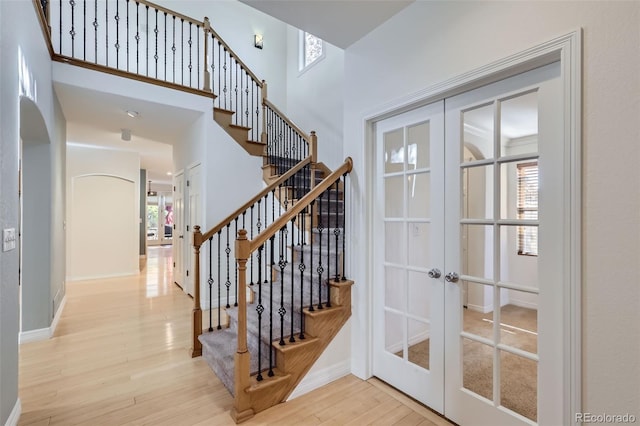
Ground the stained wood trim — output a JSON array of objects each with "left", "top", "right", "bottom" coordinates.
[
  {"left": 263, "top": 99, "right": 311, "bottom": 142},
  {"left": 138, "top": 0, "right": 205, "bottom": 27},
  {"left": 250, "top": 157, "right": 353, "bottom": 252},
  {"left": 199, "top": 156, "right": 313, "bottom": 242},
  {"left": 52, "top": 55, "right": 216, "bottom": 98},
  {"left": 32, "top": 0, "right": 54, "bottom": 58}
]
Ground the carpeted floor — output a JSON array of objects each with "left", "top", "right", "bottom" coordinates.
[{"left": 397, "top": 304, "right": 537, "bottom": 421}]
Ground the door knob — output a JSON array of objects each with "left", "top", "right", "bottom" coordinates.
[
  {"left": 445, "top": 272, "right": 459, "bottom": 283},
  {"left": 428, "top": 268, "right": 441, "bottom": 279}
]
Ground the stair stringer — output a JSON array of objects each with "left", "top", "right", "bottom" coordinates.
[
  {"left": 213, "top": 106, "right": 266, "bottom": 157},
  {"left": 241, "top": 279, "right": 353, "bottom": 418}
]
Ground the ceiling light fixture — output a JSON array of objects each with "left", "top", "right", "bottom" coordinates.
[
  {"left": 147, "top": 180, "right": 157, "bottom": 197},
  {"left": 126, "top": 110, "right": 139, "bottom": 118},
  {"left": 166, "top": 172, "right": 173, "bottom": 176}
]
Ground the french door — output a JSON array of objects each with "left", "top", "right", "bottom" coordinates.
[{"left": 373, "top": 62, "right": 564, "bottom": 425}]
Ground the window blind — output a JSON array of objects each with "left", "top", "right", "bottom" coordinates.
[{"left": 517, "top": 161, "right": 538, "bottom": 256}]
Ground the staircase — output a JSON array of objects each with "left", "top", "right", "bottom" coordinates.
[{"left": 37, "top": 0, "right": 353, "bottom": 422}]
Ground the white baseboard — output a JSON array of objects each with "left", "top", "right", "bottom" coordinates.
[
  {"left": 287, "top": 360, "right": 351, "bottom": 400},
  {"left": 19, "top": 295, "right": 67, "bottom": 344},
  {"left": 67, "top": 270, "right": 139, "bottom": 282},
  {"left": 4, "top": 398, "right": 21, "bottom": 426}
]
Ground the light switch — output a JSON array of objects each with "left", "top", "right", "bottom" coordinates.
[{"left": 3, "top": 228, "right": 16, "bottom": 252}]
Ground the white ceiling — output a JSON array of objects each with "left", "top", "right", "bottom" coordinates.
[
  {"left": 238, "top": 0, "right": 414, "bottom": 48},
  {"left": 54, "top": 82, "right": 203, "bottom": 185}
]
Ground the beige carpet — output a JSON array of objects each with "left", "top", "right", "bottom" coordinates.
[{"left": 397, "top": 304, "right": 537, "bottom": 421}]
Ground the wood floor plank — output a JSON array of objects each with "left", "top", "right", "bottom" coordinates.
[{"left": 18, "top": 247, "right": 454, "bottom": 426}]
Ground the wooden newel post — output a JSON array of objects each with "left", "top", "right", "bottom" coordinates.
[
  {"left": 231, "top": 229, "right": 255, "bottom": 422},
  {"left": 261, "top": 80, "right": 268, "bottom": 144},
  {"left": 190, "top": 226, "right": 203, "bottom": 358},
  {"left": 203, "top": 17, "right": 212, "bottom": 92}
]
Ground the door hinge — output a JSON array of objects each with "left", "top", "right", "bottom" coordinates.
[
  {"left": 187, "top": 180, "right": 190, "bottom": 187},
  {"left": 173, "top": 262, "right": 176, "bottom": 268},
  {"left": 186, "top": 270, "right": 189, "bottom": 277},
  {"left": 173, "top": 185, "right": 176, "bottom": 191},
  {"left": 187, "top": 225, "right": 190, "bottom": 231}
]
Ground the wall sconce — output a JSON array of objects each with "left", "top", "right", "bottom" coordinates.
[{"left": 254, "top": 34, "right": 263, "bottom": 49}]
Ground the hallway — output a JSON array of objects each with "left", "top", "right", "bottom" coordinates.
[{"left": 18, "top": 247, "right": 450, "bottom": 425}]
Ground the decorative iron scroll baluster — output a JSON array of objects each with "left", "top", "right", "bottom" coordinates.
[
  {"left": 164, "top": 12, "right": 167, "bottom": 79},
  {"left": 126, "top": 0, "right": 129, "bottom": 71},
  {"left": 104, "top": 1, "right": 108, "bottom": 66},
  {"left": 188, "top": 22, "right": 193, "bottom": 86},
  {"left": 342, "top": 172, "right": 348, "bottom": 280},
  {"left": 289, "top": 216, "right": 296, "bottom": 343},
  {"left": 250, "top": 205, "right": 254, "bottom": 285},
  {"left": 234, "top": 64, "right": 239, "bottom": 118},
  {"left": 69, "top": 0, "right": 76, "bottom": 57},
  {"left": 172, "top": 16, "right": 176, "bottom": 82},
  {"left": 325, "top": 186, "right": 330, "bottom": 304},
  {"left": 278, "top": 226, "right": 287, "bottom": 345},
  {"left": 268, "top": 236, "right": 275, "bottom": 377},
  {"left": 93, "top": 0, "right": 97, "bottom": 63},
  {"left": 299, "top": 209, "right": 306, "bottom": 340},
  {"left": 197, "top": 24, "right": 200, "bottom": 89},
  {"left": 317, "top": 191, "right": 324, "bottom": 310},
  {"left": 115, "top": 1, "right": 121, "bottom": 67},
  {"left": 309, "top": 199, "right": 315, "bottom": 312},
  {"left": 83, "top": 0, "right": 86, "bottom": 60},
  {"left": 180, "top": 19, "right": 184, "bottom": 84},
  {"left": 234, "top": 217, "right": 239, "bottom": 307},
  {"left": 217, "top": 230, "right": 222, "bottom": 327},
  {"left": 135, "top": 1, "right": 139, "bottom": 74},
  {"left": 145, "top": 5, "right": 149, "bottom": 75},
  {"left": 225, "top": 224, "right": 231, "bottom": 308},
  {"left": 334, "top": 179, "right": 340, "bottom": 282},
  {"left": 59, "top": 0, "right": 62, "bottom": 53},
  {"left": 264, "top": 194, "right": 269, "bottom": 284},
  {"left": 255, "top": 244, "right": 264, "bottom": 381},
  {"left": 154, "top": 9, "right": 158, "bottom": 78},
  {"left": 208, "top": 236, "right": 214, "bottom": 331}
]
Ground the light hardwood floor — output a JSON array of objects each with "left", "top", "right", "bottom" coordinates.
[{"left": 19, "top": 246, "right": 452, "bottom": 425}]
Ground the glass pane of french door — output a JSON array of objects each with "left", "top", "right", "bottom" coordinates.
[{"left": 373, "top": 101, "right": 445, "bottom": 413}]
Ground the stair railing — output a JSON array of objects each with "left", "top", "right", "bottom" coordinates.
[
  {"left": 232, "top": 157, "right": 352, "bottom": 420},
  {"left": 191, "top": 155, "right": 316, "bottom": 357}
]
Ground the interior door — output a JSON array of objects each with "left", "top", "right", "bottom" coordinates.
[
  {"left": 372, "top": 62, "right": 564, "bottom": 425},
  {"left": 373, "top": 102, "right": 445, "bottom": 412},
  {"left": 173, "top": 172, "right": 185, "bottom": 290},
  {"left": 185, "top": 164, "right": 202, "bottom": 297}
]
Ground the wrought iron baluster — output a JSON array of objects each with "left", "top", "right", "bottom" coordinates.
[
  {"left": 250, "top": 205, "right": 254, "bottom": 285},
  {"left": 342, "top": 172, "right": 348, "bottom": 280},
  {"left": 234, "top": 217, "right": 239, "bottom": 306},
  {"left": 59, "top": 0, "right": 62, "bottom": 53},
  {"left": 309, "top": 199, "right": 315, "bottom": 311},
  {"left": 278, "top": 226, "right": 287, "bottom": 346},
  {"left": 104, "top": 0, "right": 108, "bottom": 66},
  {"left": 188, "top": 22, "right": 193, "bottom": 87},
  {"left": 83, "top": 0, "right": 86, "bottom": 60},
  {"left": 225, "top": 224, "right": 231, "bottom": 308},
  {"left": 181, "top": 19, "right": 184, "bottom": 84},
  {"left": 135, "top": 1, "right": 139, "bottom": 74},
  {"left": 289, "top": 216, "right": 296, "bottom": 343},
  {"left": 208, "top": 236, "right": 214, "bottom": 331},
  {"left": 115, "top": 0, "right": 120, "bottom": 68},
  {"left": 154, "top": 9, "right": 158, "bottom": 78},
  {"left": 145, "top": 5, "right": 149, "bottom": 75},
  {"left": 197, "top": 24, "right": 200, "bottom": 89},
  {"left": 256, "top": 244, "right": 264, "bottom": 381},
  {"left": 326, "top": 185, "right": 332, "bottom": 308},
  {"left": 172, "top": 16, "right": 176, "bottom": 82},
  {"left": 317, "top": 191, "right": 324, "bottom": 310},
  {"left": 268, "top": 236, "right": 275, "bottom": 377},
  {"left": 164, "top": 12, "right": 167, "bottom": 79},
  {"left": 126, "top": 0, "right": 129, "bottom": 71},
  {"left": 217, "top": 230, "right": 222, "bottom": 328},
  {"left": 299, "top": 209, "right": 306, "bottom": 340},
  {"left": 334, "top": 179, "right": 340, "bottom": 282},
  {"left": 264, "top": 194, "right": 269, "bottom": 284}
]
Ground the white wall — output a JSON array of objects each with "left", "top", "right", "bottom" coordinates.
[
  {"left": 66, "top": 145, "right": 140, "bottom": 280},
  {"left": 0, "top": 1, "right": 66, "bottom": 422},
  {"left": 286, "top": 27, "right": 345, "bottom": 170},
  {"left": 344, "top": 0, "right": 640, "bottom": 415},
  {"left": 154, "top": 0, "right": 289, "bottom": 108}
]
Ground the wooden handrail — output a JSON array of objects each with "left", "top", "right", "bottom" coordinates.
[
  {"left": 249, "top": 157, "right": 353, "bottom": 252},
  {"left": 199, "top": 156, "right": 313, "bottom": 242},
  {"left": 208, "top": 26, "right": 263, "bottom": 87},
  {"left": 32, "top": 0, "right": 54, "bottom": 58},
  {"left": 264, "top": 99, "right": 311, "bottom": 142},
  {"left": 138, "top": 0, "right": 205, "bottom": 27}
]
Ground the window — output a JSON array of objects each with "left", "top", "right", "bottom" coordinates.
[
  {"left": 300, "top": 31, "right": 324, "bottom": 71},
  {"left": 517, "top": 161, "right": 538, "bottom": 256}
]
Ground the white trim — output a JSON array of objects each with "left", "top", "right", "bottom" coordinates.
[
  {"left": 20, "top": 295, "right": 67, "bottom": 344},
  {"left": 362, "top": 30, "right": 581, "bottom": 424},
  {"left": 287, "top": 360, "right": 351, "bottom": 400},
  {"left": 4, "top": 399, "right": 21, "bottom": 426},
  {"left": 66, "top": 270, "right": 139, "bottom": 282}
]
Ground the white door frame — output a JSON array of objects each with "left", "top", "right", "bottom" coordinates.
[{"left": 362, "top": 31, "right": 581, "bottom": 424}]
